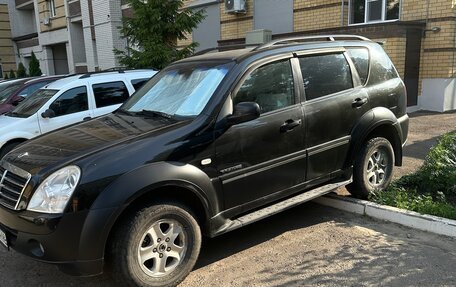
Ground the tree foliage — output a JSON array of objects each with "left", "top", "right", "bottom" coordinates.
[
  {"left": 17, "top": 63, "right": 27, "bottom": 78},
  {"left": 29, "top": 52, "right": 42, "bottom": 76},
  {"left": 115, "top": 0, "right": 205, "bottom": 69},
  {"left": 9, "top": 69, "right": 15, "bottom": 79}
]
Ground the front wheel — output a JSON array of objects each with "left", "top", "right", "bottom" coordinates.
[
  {"left": 347, "top": 137, "right": 395, "bottom": 199},
  {"left": 109, "top": 203, "right": 202, "bottom": 287}
]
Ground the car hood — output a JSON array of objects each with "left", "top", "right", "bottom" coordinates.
[
  {"left": 2, "top": 113, "right": 188, "bottom": 175},
  {"left": 0, "top": 114, "right": 26, "bottom": 128}
]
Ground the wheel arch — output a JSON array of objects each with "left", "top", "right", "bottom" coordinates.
[
  {"left": 347, "top": 107, "right": 404, "bottom": 168},
  {"left": 77, "top": 162, "right": 221, "bottom": 262}
]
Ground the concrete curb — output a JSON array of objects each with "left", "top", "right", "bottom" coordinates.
[{"left": 313, "top": 194, "right": 456, "bottom": 238}]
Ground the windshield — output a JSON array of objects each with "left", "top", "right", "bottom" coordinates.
[
  {"left": 119, "top": 62, "right": 231, "bottom": 118},
  {"left": 0, "top": 82, "right": 25, "bottom": 104},
  {"left": 9, "top": 89, "right": 58, "bottom": 118}
]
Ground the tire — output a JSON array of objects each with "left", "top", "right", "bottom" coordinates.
[
  {"left": 109, "top": 203, "right": 202, "bottom": 287},
  {"left": 0, "top": 142, "right": 21, "bottom": 159},
  {"left": 347, "top": 137, "right": 395, "bottom": 199}
]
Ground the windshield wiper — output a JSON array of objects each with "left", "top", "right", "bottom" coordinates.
[
  {"left": 5, "top": 111, "right": 27, "bottom": 118},
  {"left": 139, "top": 109, "right": 175, "bottom": 120},
  {"left": 116, "top": 109, "right": 136, "bottom": 116}
]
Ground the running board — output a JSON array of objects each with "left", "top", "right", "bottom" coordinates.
[{"left": 222, "top": 179, "right": 352, "bottom": 234}]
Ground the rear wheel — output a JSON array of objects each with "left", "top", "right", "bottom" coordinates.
[
  {"left": 109, "top": 203, "right": 201, "bottom": 287},
  {"left": 347, "top": 137, "right": 394, "bottom": 199}
]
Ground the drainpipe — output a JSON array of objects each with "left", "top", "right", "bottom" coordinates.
[{"left": 341, "top": 0, "right": 345, "bottom": 26}]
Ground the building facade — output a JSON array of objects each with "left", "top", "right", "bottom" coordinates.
[
  {"left": 182, "top": 0, "right": 456, "bottom": 112},
  {"left": 5, "top": 0, "right": 128, "bottom": 76},
  {"left": 0, "top": 0, "right": 16, "bottom": 77}
]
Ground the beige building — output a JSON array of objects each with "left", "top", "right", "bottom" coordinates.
[
  {"left": 0, "top": 0, "right": 15, "bottom": 77},
  {"left": 182, "top": 0, "right": 456, "bottom": 112}
]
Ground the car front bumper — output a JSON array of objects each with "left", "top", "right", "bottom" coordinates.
[{"left": 0, "top": 205, "right": 117, "bottom": 276}]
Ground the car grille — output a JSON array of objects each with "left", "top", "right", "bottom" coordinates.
[{"left": 0, "top": 165, "right": 31, "bottom": 210}]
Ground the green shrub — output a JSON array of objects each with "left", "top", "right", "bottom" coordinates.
[
  {"left": 16, "top": 63, "right": 27, "bottom": 78},
  {"left": 370, "top": 131, "right": 456, "bottom": 219},
  {"left": 417, "top": 132, "right": 456, "bottom": 195},
  {"left": 370, "top": 186, "right": 456, "bottom": 220}
]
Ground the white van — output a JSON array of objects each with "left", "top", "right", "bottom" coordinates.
[{"left": 0, "top": 69, "right": 156, "bottom": 157}]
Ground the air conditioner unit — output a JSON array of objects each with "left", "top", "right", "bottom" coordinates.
[
  {"left": 43, "top": 18, "right": 50, "bottom": 25},
  {"left": 225, "top": 0, "right": 246, "bottom": 14}
]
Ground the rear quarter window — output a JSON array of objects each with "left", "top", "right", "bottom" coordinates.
[
  {"left": 367, "top": 44, "right": 400, "bottom": 84},
  {"left": 131, "top": 78, "right": 150, "bottom": 90}
]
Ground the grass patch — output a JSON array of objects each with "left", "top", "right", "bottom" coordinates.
[{"left": 369, "top": 131, "right": 456, "bottom": 220}]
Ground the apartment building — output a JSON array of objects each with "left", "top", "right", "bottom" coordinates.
[
  {"left": 182, "top": 0, "right": 456, "bottom": 112},
  {"left": 6, "top": 0, "right": 128, "bottom": 75}
]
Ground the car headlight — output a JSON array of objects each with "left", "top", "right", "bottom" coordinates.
[{"left": 27, "top": 166, "right": 81, "bottom": 214}]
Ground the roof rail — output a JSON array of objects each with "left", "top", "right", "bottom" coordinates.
[
  {"left": 78, "top": 67, "right": 156, "bottom": 79},
  {"left": 193, "top": 43, "right": 259, "bottom": 56},
  {"left": 253, "top": 35, "right": 372, "bottom": 51}
]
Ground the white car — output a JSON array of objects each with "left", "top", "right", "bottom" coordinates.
[{"left": 0, "top": 69, "right": 156, "bottom": 158}]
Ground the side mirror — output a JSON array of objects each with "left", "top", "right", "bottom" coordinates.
[
  {"left": 11, "top": 96, "right": 24, "bottom": 106},
  {"left": 226, "top": 102, "right": 260, "bottom": 126},
  {"left": 41, "top": 108, "right": 55, "bottom": 119}
]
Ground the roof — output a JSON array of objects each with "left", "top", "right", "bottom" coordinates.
[
  {"left": 24, "top": 76, "right": 62, "bottom": 84},
  {"left": 44, "top": 69, "right": 156, "bottom": 90},
  {"left": 178, "top": 35, "right": 376, "bottom": 64}
]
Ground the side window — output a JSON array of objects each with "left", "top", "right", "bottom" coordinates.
[
  {"left": 49, "top": 86, "right": 88, "bottom": 117},
  {"left": 92, "top": 81, "right": 130, "bottom": 108},
  {"left": 234, "top": 60, "right": 295, "bottom": 114},
  {"left": 347, "top": 48, "right": 370, "bottom": 84},
  {"left": 299, "top": 53, "right": 353, "bottom": 100},
  {"left": 131, "top": 78, "right": 149, "bottom": 90}
]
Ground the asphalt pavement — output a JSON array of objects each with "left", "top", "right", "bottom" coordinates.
[{"left": 1, "top": 203, "right": 455, "bottom": 287}]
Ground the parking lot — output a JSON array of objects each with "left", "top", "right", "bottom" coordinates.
[
  {"left": 1, "top": 111, "right": 455, "bottom": 286},
  {"left": 1, "top": 203, "right": 455, "bottom": 287}
]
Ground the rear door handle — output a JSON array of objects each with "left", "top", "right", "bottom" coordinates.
[
  {"left": 280, "top": 119, "right": 302, "bottom": 133},
  {"left": 352, "top": 97, "right": 368, "bottom": 108}
]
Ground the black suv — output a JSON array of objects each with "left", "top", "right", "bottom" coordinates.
[{"left": 0, "top": 35, "right": 408, "bottom": 287}]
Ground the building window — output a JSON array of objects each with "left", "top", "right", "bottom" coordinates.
[
  {"left": 350, "top": 0, "right": 400, "bottom": 24},
  {"left": 48, "top": 0, "right": 56, "bottom": 17}
]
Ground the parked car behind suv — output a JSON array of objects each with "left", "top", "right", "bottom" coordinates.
[
  {"left": 0, "top": 76, "right": 64, "bottom": 115},
  {"left": 0, "top": 36, "right": 408, "bottom": 287},
  {"left": 0, "top": 69, "right": 156, "bottom": 158}
]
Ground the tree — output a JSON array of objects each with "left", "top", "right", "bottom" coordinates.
[
  {"left": 9, "top": 69, "right": 15, "bottom": 79},
  {"left": 28, "top": 52, "right": 42, "bottom": 76},
  {"left": 17, "top": 63, "right": 27, "bottom": 78},
  {"left": 4, "top": 73, "right": 8, "bottom": 80},
  {"left": 115, "top": 0, "right": 205, "bottom": 69}
]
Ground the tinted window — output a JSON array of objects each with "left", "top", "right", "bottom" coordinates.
[
  {"left": 93, "top": 81, "right": 130, "bottom": 108},
  {"left": 369, "top": 44, "right": 399, "bottom": 84},
  {"left": 299, "top": 53, "right": 353, "bottom": 100},
  {"left": 131, "top": 78, "right": 149, "bottom": 90},
  {"left": 235, "top": 60, "right": 294, "bottom": 114},
  {"left": 50, "top": 86, "right": 88, "bottom": 117},
  {"left": 347, "top": 48, "right": 370, "bottom": 84}
]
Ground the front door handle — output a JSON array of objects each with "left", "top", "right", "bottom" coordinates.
[
  {"left": 83, "top": 117, "right": 92, "bottom": 121},
  {"left": 280, "top": 119, "right": 302, "bottom": 133},
  {"left": 352, "top": 97, "right": 368, "bottom": 108}
]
